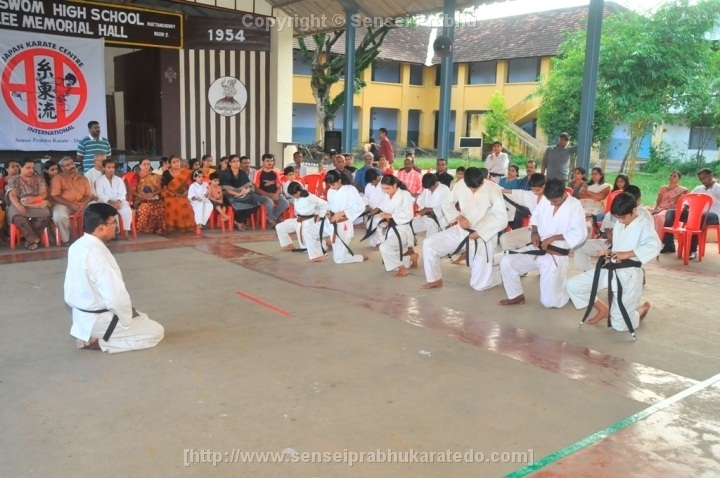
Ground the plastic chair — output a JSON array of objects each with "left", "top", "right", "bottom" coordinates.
[
  {"left": 9, "top": 224, "right": 50, "bottom": 249},
  {"left": 209, "top": 205, "right": 235, "bottom": 233},
  {"left": 303, "top": 173, "right": 323, "bottom": 197},
  {"left": 701, "top": 222, "right": 720, "bottom": 257},
  {"left": 56, "top": 212, "right": 83, "bottom": 245},
  {"left": 249, "top": 206, "right": 267, "bottom": 230},
  {"left": 591, "top": 189, "right": 624, "bottom": 239},
  {"left": 117, "top": 211, "right": 138, "bottom": 239},
  {"left": 122, "top": 172, "right": 139, "bottom": 204},
  {"left": 662, "top": 193, "right": 713, "bottom": 265}
]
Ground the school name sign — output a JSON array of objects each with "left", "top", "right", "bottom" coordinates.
[{"left": 0, "top": 0, "right": 183, "bottom": 49}]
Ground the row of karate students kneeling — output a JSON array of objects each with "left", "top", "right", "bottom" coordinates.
[{"left": 275, "top": 167, "right": 662, "bottom": 339}]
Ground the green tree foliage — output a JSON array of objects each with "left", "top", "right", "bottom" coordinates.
[
  {"left": 483, "top": 91, "right": 510, "bottom": 145},
  {"left": 297, "top": 27, "right": 391, "bottom": 141},
  {"left": 537, "top": 0, "right": 720, "bottom": 177}
]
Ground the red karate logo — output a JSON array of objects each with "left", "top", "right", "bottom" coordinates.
[{"left": 1, "top": 48, "right": 87, "bottom": 129}]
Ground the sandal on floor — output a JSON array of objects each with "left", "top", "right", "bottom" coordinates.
[{"left": 24, "top": 241, "right": 39, "bottom": 250}]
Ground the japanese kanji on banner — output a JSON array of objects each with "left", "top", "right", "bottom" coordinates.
[{"left": 0, "top": 30, "right": 106, "bottom": 151}]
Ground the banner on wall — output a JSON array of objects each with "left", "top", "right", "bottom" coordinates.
[{"left": 0, "top": 29, "right": 106, "bottom": 151}]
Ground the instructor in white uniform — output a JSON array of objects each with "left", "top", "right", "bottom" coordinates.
[{"left": 65, "top": 203, "right": 164, "bottom": 353}]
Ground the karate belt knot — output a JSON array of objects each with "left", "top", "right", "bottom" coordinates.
[
  {"left": 506, "top": 243, "right": 570, "bottom": 256},
  {"left": 74, "top": 307, "right": 118, "bottom": 341},
  {"left": 424, "top": 211, "right": 443, "bottom": 232},
  {"left": 320, "top": 212, "right": 354, "bottom": 256},
  {"left": 579, "top": 255, "right": 643, "bottom": 340},
  {"left": 448, "top": 228, "right": 479, "bottom": 266},
  {"left": 361, "top": 217, "right": 415, "bottom": 261}
]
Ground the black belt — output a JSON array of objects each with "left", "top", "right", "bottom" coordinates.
[
  {"left": 75, "top": 307, "right": 119, "bottom": 341},
  {"left": 503, "top": 195, "right": 532, "bottom": 217},
  {"left": 296, "top": 214, "right": 315, "bottom": 222},
  {"left": 490, "top": 172, "right": 504, "bottom": 177},
  {"left": 360, "top": 211, "right": 382, "bottom": 241},
  {"left": 578, "top": 255, "right": 643, "bottom": 340},
  {"left": 320, "top": 212, "right": 353, "bottom": 256},
  {"left": 506, "top": 243, "right": 570, "bottom": 256},
  {"left": 449, "top": 228, "right": 479, "bottom": 266},
  {"left": 384, "top": 218, "right": 415, "bottom": 262},
  {"left": 425, "top": 211, "right": 443, "bottom": 232}
]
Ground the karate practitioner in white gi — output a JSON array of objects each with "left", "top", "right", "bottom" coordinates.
[
  {"left": 276, "top": 181, "right": 327, "bottom": 251},
  {"left": 412, "top": 173, "right": 451, "bottom": 238},
  {"left": 497, "top": 173, "right": 547, "bottom": 255},
  {"left": 362, "top": 169, "right": 387, "bottom": 247},
  {"left": 94, "top": 159, "right": 133, "bottom": 237},
  {"left": 65, "top": 203, "right": 164, "bottom": 353},
  {"left": 303, "top": 170, "right": 368, "bottom": 264},
  {"left": 377, "top": 175, "right": 418, "bottom": 277},
  {"left": 567, "top": 192, "right": 661, "bottom": 330},
  {"left": 421, "top": 167, "right": 508, "bottom": 290},
  {"left": 498, "top": 179, "right": 587, "bottom": 308},
  {"left": 188, "top": 169, "right": 214, "bottom": 228}
]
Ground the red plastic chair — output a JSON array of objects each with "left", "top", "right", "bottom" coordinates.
[
  {"left": 590, "top": 189, "right": 624, "bottom": 239},
  {"left": 208, "top": 205, "right": 235, "bottom": 233},
  {"left": 117, "top": 211, "right": 138, "bottom": 239},
  {"left": 701, "top": 223, "right": 720, "bottom": 257},
  {"left": 249, "top": 206, "right": 267, "bottom": 230},
  {"left": 663, "top": 193, "right": 713, "bottom": 265},
  {"left": 303, "top": 173, "right": 323, "bottom": 197},
  {"left": 9, "top": 224, "right": 50, "bottom": 249},
  {"left": 56, "top": 212, "right": 83, "bottom": 245},
  {"left": 122, "top": 172, "right": 139, "bottom": 204}
]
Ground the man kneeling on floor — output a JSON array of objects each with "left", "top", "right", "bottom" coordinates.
[
  {"left": 567, "top": 192, "right": 661, "bottom": 332},
  {"left": 65, "top": 203, "right": 164, "bottom": 353}
]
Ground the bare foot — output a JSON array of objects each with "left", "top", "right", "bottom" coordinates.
[
  {"left": 280, "top": 244, "right": 295, "bottom": 252},
  {"left": 325, "top": 239, "right": 333, "bottom": 250},
  {"left": 221, "top": 215, "right": 230, "bottom": 222},
  {"left": 638, "top": 301, "right": 651, "bottom": 321},
  {"left": 408, "top": 252, "right": 419, "bottom": 269},
  {"left": 309, "top": 256, "right": 327, "bottom": 263},
  {"left": 586, "top": 300, "right": 609, "bottom": 324},
  {"left": 421, "top": 279, "right": 443, "bottom": 289},
  {"left": 498, "top": 294, "right": 526, "bottom": 306},
  {"left": 361, "top": 253, "right": 369, "bottom": 261},
  {"left": 76, "top": 338, "right": 101, "bottom": 350},
  {"left": 452, "top": 252, "right": 467, "bottom": 264},
  {"left": 395, "top": 266, "right": 409, "bottom": 277}
]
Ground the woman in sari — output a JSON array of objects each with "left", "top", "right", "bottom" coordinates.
[
  {"left": 160, "top": 155, "right": 195, "bottom": 231},
  {"left": 134, "top": 158, "right": 166, "bottom": 234},
  {"left": 567, "top": 167, "right": 587, "bottom": 198},
  {"left": 649, "top": 170, "right": 688, "bottom": 238},
  {"left": 579, "top": 167, "right": 612, "bottom": 215},
  {"left": 6, "top": 158, "right": 51, "bottom": 249}
]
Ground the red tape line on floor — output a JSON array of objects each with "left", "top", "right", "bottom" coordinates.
[{"left": 236, "top": 291, "right": 293, "bottom": 317}]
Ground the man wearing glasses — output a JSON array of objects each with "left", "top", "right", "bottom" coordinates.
[{"left": 65, "top": 203, "right": 164, "bottom": 353}]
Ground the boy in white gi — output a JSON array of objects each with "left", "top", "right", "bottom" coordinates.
[
  {"left": 567, "top": 192, "right": 661, "bottom": 332},
  {"left": 65, "top": 203, "right": 164, "bottom": 353},
  {"left": 497, "top": 173, "right": 546, "bottom": 254},
  {"left": 498, "top": 179, "right": 587, "bottom": 307},
  {"left": 421, "top": 167, "right": 507, "bottom": 290},
  {"left": 413, "top": 173, "right": 451, "bottom": 238},
  {"left": 94, "top": 159, "right": 133, "bottom": 238}
]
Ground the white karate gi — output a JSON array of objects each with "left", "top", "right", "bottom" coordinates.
[
  {"left": 363, "top": 182, "right": 387, "bottom": 247},
  {"left": 500, "top": 195, "right": 587, "bottom": 308},
  {"left": 304, "top": 185, "right": 365, "bottom": 263},
  {"left": 188, "top": 182, "right": 213, "bottom": 226},
  {"left": 500, "top": 189, "right": 543, "bottom": 252},
  {"left": 378, "top": 189, "right": 415, "bottom": 272},
  {"left": 95, "top": 175, "right": 132, "bottom": 231},
  {"left": 567, "top": 213, "right": 661, "bottom": 331},
  {"left": 65, "top": 234, "right": 164, "bottom": 353},
  {"left": 412, "top": 183, "right": 450, "bottom": 237},
  {"left": 276, "top": 193, "right": 327, "bottom": 249},
  {"left": 574, "top": 207, "right": 652, "bottom": 271},
  {"left": 423, "top": 179, "right": 508, "bottom": 290}
]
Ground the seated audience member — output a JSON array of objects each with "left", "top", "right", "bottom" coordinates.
[
  {"left": 405, "top": 153, "right": 422, "bottom": 173},
  {"left": 397, "top": 157, "right": 423, "bottom": 196},
  {"left": 253, "top": 153, "right": 289, "bottom": 228},
  {"left": 95, "top": 159, "right": 133, "bottom": 238},
  {"left": 516, "top": 160, "right": 538, "bottom": 191},
  {"left": 51, "top": 156, "right": 93, "bottom": 245},
  {"left": 200, "top": 154, "right": 215, "bottom": 177},
  {"left": 579, "top": 167, "right": 611, "bottom": 214},
  {"left": 498, "top": 179, "right": 587, "bottom": 307},
  {"left": 240, "top": 155, "right": 257, "bottom": 180},
  {"left": 219, "top": 155, "right": 259, "bottom": 230},
  {"left": 0, "top": 158, "right": 21, "bottom": 193},
  {"left": 435, "top": 158, "right": 454, "bottom": 188},
  {"left": 217, "top": 156, "right": 229, "bottom": 172},
  {"left": 649, "top": 170, "right": 688, "bottom": 239},
  {"left": 152, "top": 156, "right": 169, "bottom": 176},
  {"left": 6, "top": 157, "right": 51, "bottom": 249},
  {"left": 43, "top": 160, "right": 59, "bottom": 189},
  {"left": 65, "top": 203, "right": 164, "bottom": 353},
  {"left": 188, "top": 158, "right": 200, "bottom": 171},
  {"left": 612, "top": 174, "right": 630, "bottom": 192},
  {"left": 567, "top": 192, "right": 661, "bottom": 333},
  {"left": 188, "top": 169, "right": 213, "bottom": 229},
  {"left": 413, "top": 173, "right": 451, "bottom": 237},
  {"left": 207, "top": 172, "right": 229, "bottom": 222},
  {"left": 282, "top": 166, "right": 301, "bottom": 204},
  {"left": 377, "top": 155, "right": 395, "bottom": 176},
  {"left": 355, "top": 153, "right": 381, "bottom": 193},
  {"left": 499, "top": 165, "right": 521, "bottom": 190},
  {"left": 568, "top": 167, "right": 588, "bottom": 198},
  {"left": 660, "top": 168, "right": 720, "bottom": 259},
  {"left": 160, "top": 155, "right": 195, "bottom": 231},
  {"left": 84, "top": 153, "right": 106, "bottom": 200},
  {"left": 134, "top": 158, "right": 166, "bottom": 234},
  {"left": 343, "top": 154, "right": 357, "bottom": 173},
  {"left": 292, "top": 151, "right": 308, "bottom": 177},
  {"left": 449, "top": 167, "right": 465, "bottom": 190}
]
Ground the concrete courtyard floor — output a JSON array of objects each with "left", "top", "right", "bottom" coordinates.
[{"left": 1, "top": 228, "right": 719, "bottom": 477}]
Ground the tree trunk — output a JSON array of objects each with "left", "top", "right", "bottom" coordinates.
[{"left": 622, "top": 120, "right": 649, "bottom": 180}]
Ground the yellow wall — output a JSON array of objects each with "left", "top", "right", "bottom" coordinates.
[{"left": 292, "top": 56, "right": 550, "bottom": 149}]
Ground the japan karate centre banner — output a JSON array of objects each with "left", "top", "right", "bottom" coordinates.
[{"left": 0, "top": 30, "right": 106, "bottom": 150}]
